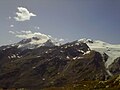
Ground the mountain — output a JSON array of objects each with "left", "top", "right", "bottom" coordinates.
[
  {"left": 0, "top": 38, "right": 120, "bottom": 89},
  {"left": 0, "top": 36, "right": 59, "bottom": 51},
  {"left": 17, "top": 36, "right": 60, "bottom": 49},
  {"left": 78, "top": 38, "right": 120, "bottom": 75},
  {"left": 79, "top": 38, "right": 120, "bottom": 67}
]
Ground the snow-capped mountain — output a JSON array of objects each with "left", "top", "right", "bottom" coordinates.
[
  {"left": 0, "top": 36, "right": 60, "bottom": 52},
  {"left": 17, "top": 36, "right": 59, "bottom": 49},
  {"left": 0, "top": 38, "right": 120, "bottom": 89},
  {"left": 78, "top": 38, "right": 120, "bottom": 68},
  {"left": 8, "top": 36, "right": 58, "bottom": 50}
]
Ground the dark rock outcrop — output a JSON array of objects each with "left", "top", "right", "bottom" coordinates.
[
  {"left": 0, "top": 41, "right": 113, "bottom": 88},
  {"left": 109, "top": 57, "right": 120, "bottom": 75}
]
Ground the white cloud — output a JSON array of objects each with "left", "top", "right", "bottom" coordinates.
[
  {"left": 8, "top": 16, "right": 12, "bottom": 19},
  {"left": 15, "top": 31, "right": 53, "bottom": 45},
  {"left": 14, "top": 7, "right": 36, "bottom": 21},
  {"left": 16, "top": 31, "right": 21, "bottom": 34},
  {"left": 9, "top": 30, "right": 32, "bottom": 35},
  {"left": 10, "top": 25, "right": 14, "bottom": 28},
  {"left": 14, "top": 31, "right": 50, "bottom": 41},
  {"left": 9, "top": 30, "right": 65, "bottom": 44},
  {"left": 34, "top": 26, "right": 40, "bottom": 29},
  {"left": 21, "top": 30, "right": 32, "bottom": 34},
  {"left": 9, "top": 31, "right": 15, "bottom": 34},
  {"left": 59, "top": 38, "right": 64, "bottom": 42}
]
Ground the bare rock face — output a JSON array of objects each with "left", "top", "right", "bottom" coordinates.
[
  {"left": 108, "top": 57, "right": 120, "bottom": 75},
  {"left": 0, "top": 40, "right": 119, "bottom": 89}
]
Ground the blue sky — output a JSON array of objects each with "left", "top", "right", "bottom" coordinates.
[{"left": 0, "top": 0, "right": 120, "bottom": 46}]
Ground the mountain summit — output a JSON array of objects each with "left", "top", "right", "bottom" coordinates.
[
  {"left": 0, "top": 36, "right": 59, "bottom": 50},
  {"left": 16, "top": 36, "right": 59, "bottom": 49},
  {"left": 0, "top": 38, "right": 120, "bottom": 89}
]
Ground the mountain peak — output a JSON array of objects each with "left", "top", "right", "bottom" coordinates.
[
  {"left": 78, "top": 38, "right": 94, "bottom": 43},
  {"left": 16, "top": 36, "right": 59, "bottom": 49}
]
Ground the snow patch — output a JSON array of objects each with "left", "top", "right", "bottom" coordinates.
[
  {"left": 37, "top": 56, "right": 40, "bottom": 57},
  {"left": 81, "top": 39, "right": 120, "bottom": 68},
  {"left": 8, "top": 54, "right": 22, "bottom": 59},
  {"left": 78, "top": 50, "right": 85, "bottom": 53},
  {"left": 73, "top": 57, "right": 77, "bottom": 60},
  {"left": 66, "top": 56, "right": 70, "bottom": 59},
  {"left": 83, "top": 50, "right": 91, "bottom": 55},
  {"left": 75, "top": 42, "right": 79, "bottom": 46},
  {"left": 32, "top": 66, "right": 36, "bottom": 69}
]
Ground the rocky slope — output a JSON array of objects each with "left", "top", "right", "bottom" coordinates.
[{"left": 0, "top": 38, "right": 120, "bottom": 89}]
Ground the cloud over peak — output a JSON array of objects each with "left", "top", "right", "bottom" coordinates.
[
  {"left": 9, "top": 31, "right": 15, "bottom": 34},
  {"left": 9, "top": 30, "right": 50, "bottom": 41},
  {"left": 9, "top": 30, "right": 65, "bottom": 44},
  {"left": 16, "top": 31, "right": 50, "bottom": 40},
  {"left": 14, "top": 7, "right": 36, "bottom": 21}
]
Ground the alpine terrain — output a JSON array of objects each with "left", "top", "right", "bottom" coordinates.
[{"left": 0, "top": 37, "right": 120, "bottom": 90}]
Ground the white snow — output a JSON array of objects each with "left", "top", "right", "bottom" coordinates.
[
  {"left": 17, "top": 56, "right": 21, "bottom": 58},
  {"left": 13, "top": 54, "right": 16, "bottom": 58},
  {"left": 71, "top": 44, "right": 74, "bottom": 47},
  {"left": 8, "top": 56, "right": 11, "bottom": 59},
  {"left": 66, "top": 56, "right": 70, "bottom": 59},
  {"left": 10, "top": 54, "right": 16, "bottom": 58},
  {"left": 30, "top": 38, "right": 48, "bottom": 45},
  {"left": 73, "top": 57, "right": 77, "bottom": 60},
  {"left": 17, "top": 36, "right": 59, "bottom": 49},
  {"left": 78, "top": 38, "right": 120, "bottom": 76},
  {"left": 61, "top": 47, "right": 63, "bottom": 49},
  {"left": 106, "top": 69, "right": 113, "bottom": 76},
  {"left": 78, "top": 38, "right": 120, "bottom": 68},
  {"left": 45, "top": 51, "right": 48, "bottom": 53},
  {"left": 32, "top": 66, "right": 36, "bottom": 69},
  {"left": 8, "top": 54, "right": 22, "bottom": 59},
  {"left": 57, "top": 72, "right": 60, "bottom": 75},
  {"left": 17, "top": 44, "right": 23, "bottom": 48},
  {"left": 67, "top": 45, "right": 71, "bottom": 47},
  {"left": 75, "top": 42, "right": 79, "bottom": 46},
  {"left": 72, "top": 56, "right": 84, "bottom": 60},
  {"left": 11, "top": 44, "right": 15, "bottom": 47},
  {"left": 83, "top": 50, "right": 91, "bottom": 55},
  {"left": 37, "top": 56, "right": 40, "bottom": 57},
  {"left": 77, "top": 57, "right": 84, "bottom": 59},
  {"left": 88, "top": 42, "right": 120, "bottom": 68},
  {"left": 49, "top": 49, "right": 52, "bottom": 50},
  {"left": 78, "top": 50, "right": 85, "bottom": 53},
  {"left": 3, "top": 48, "right": 6, "bottom": 50},
  {"left": 60, "top": 50, "right": 64, "bottom": 53},
  {"left": 42, "top": 78, "right": 45, "bottom": 80},
  {"left": 78, "top": 38, "right": 93, "bottom": 43},
  {"left": 65, "top": 46, "right": 68, "bottom": 49}
]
